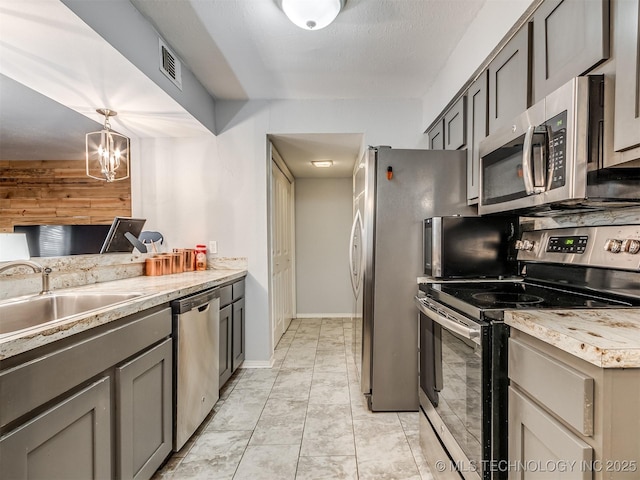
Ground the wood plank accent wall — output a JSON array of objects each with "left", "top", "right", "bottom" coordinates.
[{"left": 0, "top": 160, "right": 132, "bottom": 233}]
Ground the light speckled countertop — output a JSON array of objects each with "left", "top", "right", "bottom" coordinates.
[
  {"left": 0, "top": 269, "right": 246, "bottom": 360},
  {"left": 505, "top": 309, "right": 640, "bottom": 368}
]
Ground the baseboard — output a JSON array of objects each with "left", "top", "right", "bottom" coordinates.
[
  {"left": 239, "top": 358, "right": 275, "bottom": 369},
  {"left": 295, "top": 313, "right": 352, "bottom": 319}
]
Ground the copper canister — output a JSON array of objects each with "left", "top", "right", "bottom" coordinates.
[
  {"left": 171, "top": 252, "right": 183, "bottom": 273},
  {"left": 183, "top": 249, "right": 196, "bottom": 271},
  {"left": 156, "top": 254, "right": 172, "bottom": 275},
  {"left": 172, "top": 249, "right": 186, "bottom": 273},
  {"left": 145, "top": 257, "right": 163, "bottom": 276}
]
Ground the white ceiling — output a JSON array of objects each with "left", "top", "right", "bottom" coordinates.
[
  {"left": 131, "top": 0, "right": 487, "bottom": 101},
  {"left": 0, "top": 0, "right": 488, "bottom": 176},
  {"left": 130, "top": 0, "right": 488, "bottom": 177}
]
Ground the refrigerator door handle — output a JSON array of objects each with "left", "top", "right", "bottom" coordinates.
[{"left": 349, "top": 210, "right": 363, "bottom": 297}]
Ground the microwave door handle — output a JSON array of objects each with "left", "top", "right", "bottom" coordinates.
[
  {"left": 533, "top": 126, "right": 551, "bottom": 193},
  {"left": 521, "top": 125, "right": 537, "bottom": 195}
]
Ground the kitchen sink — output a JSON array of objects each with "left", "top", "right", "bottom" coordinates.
[{"left": 0, "top": 292, "right": 143, "bottom": 335}]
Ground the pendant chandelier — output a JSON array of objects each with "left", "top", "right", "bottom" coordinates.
[{"left": 86, "top": 108, "right": 130, "bottom": 182}]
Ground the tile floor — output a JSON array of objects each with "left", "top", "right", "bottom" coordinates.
[{"left": 153, "top": 317, "right": 435, "bottom": 479}]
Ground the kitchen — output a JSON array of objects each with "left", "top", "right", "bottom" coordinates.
[{"left": 1, "top": 0, "right": 640, "bottom": 479}]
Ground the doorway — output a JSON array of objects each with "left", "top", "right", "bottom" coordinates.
[
  {"left": 267, "top": 133, "right": 363, "bottom": 355},
  {"left": 269, "top": 144, "right": 295, "bottom": 349}
]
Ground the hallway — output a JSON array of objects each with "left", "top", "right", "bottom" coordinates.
[{"left": 154, "top": 317, "right": 434, "bottom": 479}]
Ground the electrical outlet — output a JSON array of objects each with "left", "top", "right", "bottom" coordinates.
[{"left": 209, "top": 240, "right": 218, "bottom": 254}]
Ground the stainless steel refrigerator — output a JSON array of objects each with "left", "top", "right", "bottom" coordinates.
[{"left": 350, "top": 146, "right": 475, "bottom": 411}]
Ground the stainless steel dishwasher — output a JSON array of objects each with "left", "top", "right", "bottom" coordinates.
[{"left": 171, "top": 288, "right": 220, "bottom": 451}]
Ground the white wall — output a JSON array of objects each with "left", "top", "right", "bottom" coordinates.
[
  {"left": 133, "top": 98, "right": 428, "bottom": 365},
  {"left": 295, "top": 178, "right": 352, "bottom": 316},
  {"left": 130, "top": 2, "right": 540, "bottom": 366},
  {"left": 422, "top": 0, "right": 536, "bottom": 128}
]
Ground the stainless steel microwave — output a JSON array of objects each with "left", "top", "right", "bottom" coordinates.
[
  {"left": 479, "top": 75, "right": 640, "bottom": 215},
  {"left": 423, "top": 216, "right": 519, "bottom": 278}
]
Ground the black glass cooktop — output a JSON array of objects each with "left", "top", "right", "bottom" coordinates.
[{"left": 421, "top": 281, "right": 635, "bottom": 311}]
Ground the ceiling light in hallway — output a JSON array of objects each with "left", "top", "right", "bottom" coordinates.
[{"left": 312, "top": 160, "right": 334, "bottom": 168}]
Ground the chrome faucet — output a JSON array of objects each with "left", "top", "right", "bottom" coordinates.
[{"left": 0, "top": 260, "right": 52, "bottom": 295}]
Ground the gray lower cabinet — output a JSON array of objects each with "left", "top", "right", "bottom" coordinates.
[
  {"left": 509, "top": 387, "right": 593, "bottom": 480},
  {"left": 509, "top": 330, "right": 640, "bottom": 480},
  {"left": 428, "top": 119, "right": 444, "bottom": 150},
  {"left": 532, "top": 0, "right": 609, "bottom": 103},
  {"left": 232, "top": 297, "right": 245, "bottom": 369},
  {"left": 219, "top": 278, "right": 246, "bottom": 388},
  {"left": 0, "top": 376, "right": 112, "bottom": 479},
  {"left": 0, "top": 306, "right": 172, "bottom": 480},
  {"left": 614, "top": 0, "right": 640, "bottom": 152},
  {"left": 488, "top": 23, "right": 531, "bottom": 134},
  {"left": 116, "top": 338, "right": 172, "bottom": 480},
  {"left": 466, "top": 71, "right": 488, "bottom": 204},
  {"left": 219, "top": 303, "right": 233, "bottom": 386}
]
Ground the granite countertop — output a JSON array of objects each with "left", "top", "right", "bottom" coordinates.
[
  {"left": 505, "top": 309, "right": 640, "bottom": 368},
  {"left": 0, "top": 269, "right": 246, "bottom": 360}
]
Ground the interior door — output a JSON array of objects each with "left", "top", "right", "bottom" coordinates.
[{"left": 271, "top": 159, "right": 294, "bottom": 348}]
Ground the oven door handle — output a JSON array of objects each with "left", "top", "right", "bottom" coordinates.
[{"left": 415, "top": 296, "right": 481, "bottom": 345}]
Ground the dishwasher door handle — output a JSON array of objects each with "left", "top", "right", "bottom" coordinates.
[{"left": 197, "top": 303, "right": 211, "bottom": 313}]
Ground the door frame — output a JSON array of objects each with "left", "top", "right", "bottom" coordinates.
[{"left": 267, "top": 140, "right": 296, "bottom": 354}]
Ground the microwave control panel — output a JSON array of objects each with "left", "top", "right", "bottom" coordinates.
[{"left": 546, "top": 111, "right": 567, "bottom": 190}]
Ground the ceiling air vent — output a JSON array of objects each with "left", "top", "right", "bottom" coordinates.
[{"left": 158, "top": 38, "right": 182, "bottom": 90}]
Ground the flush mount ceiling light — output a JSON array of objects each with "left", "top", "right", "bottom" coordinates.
[
  {"left": 281, "top": 0, "right": 345, "bottom": 30},
  {"left": 86, "top": 108, "right": 130, "bottom": 182},
  {"left": 312, "top": 160, "right": 334, "bottom": 168}
]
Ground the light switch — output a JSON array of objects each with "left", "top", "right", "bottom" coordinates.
[{"left": 209, "top": 240, "right": 218, "bottom": 254}]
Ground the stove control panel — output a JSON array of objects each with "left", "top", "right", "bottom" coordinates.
[
  {"left": 547, "top": 235, "right": 588, "bottom": 254},
  {"left": 517, "top": 225, "right": 640, "bottom": 271},
  {"left": 622, "top": 239, "right": 640, "bottom": 254},
  {"left": 605, "top": 238, "right": 640, "bottom": 254}
]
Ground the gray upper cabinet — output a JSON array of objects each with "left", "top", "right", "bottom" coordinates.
[
  {"left": 466, "top": 72, "right": 489, "bottom": 204},
  {"left": 428, "top": 120, "right": 444, "bottom": 150},
  {"left": 0, "top": 377, "right": 112, "bottom": 480},
  {"left": 444, "top": 96, "right": 466, "bottom": 150},
  {"left": 614, "top": 0, "right": 640, "bottom": 151},
  {"left": 533, "top": 0, "right": 609, "bottom": 103},
  {"left": 488, "top": 23, "right": 532, "bottom": 134}
]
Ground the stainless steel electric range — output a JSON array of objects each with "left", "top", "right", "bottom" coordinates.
[{"left": 416, "top": 224, "right": 640, "bottom": 480}]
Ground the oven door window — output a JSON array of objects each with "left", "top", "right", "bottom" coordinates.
[{"left": 435, "top": 328, "right": 487, "bottom": 470}]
